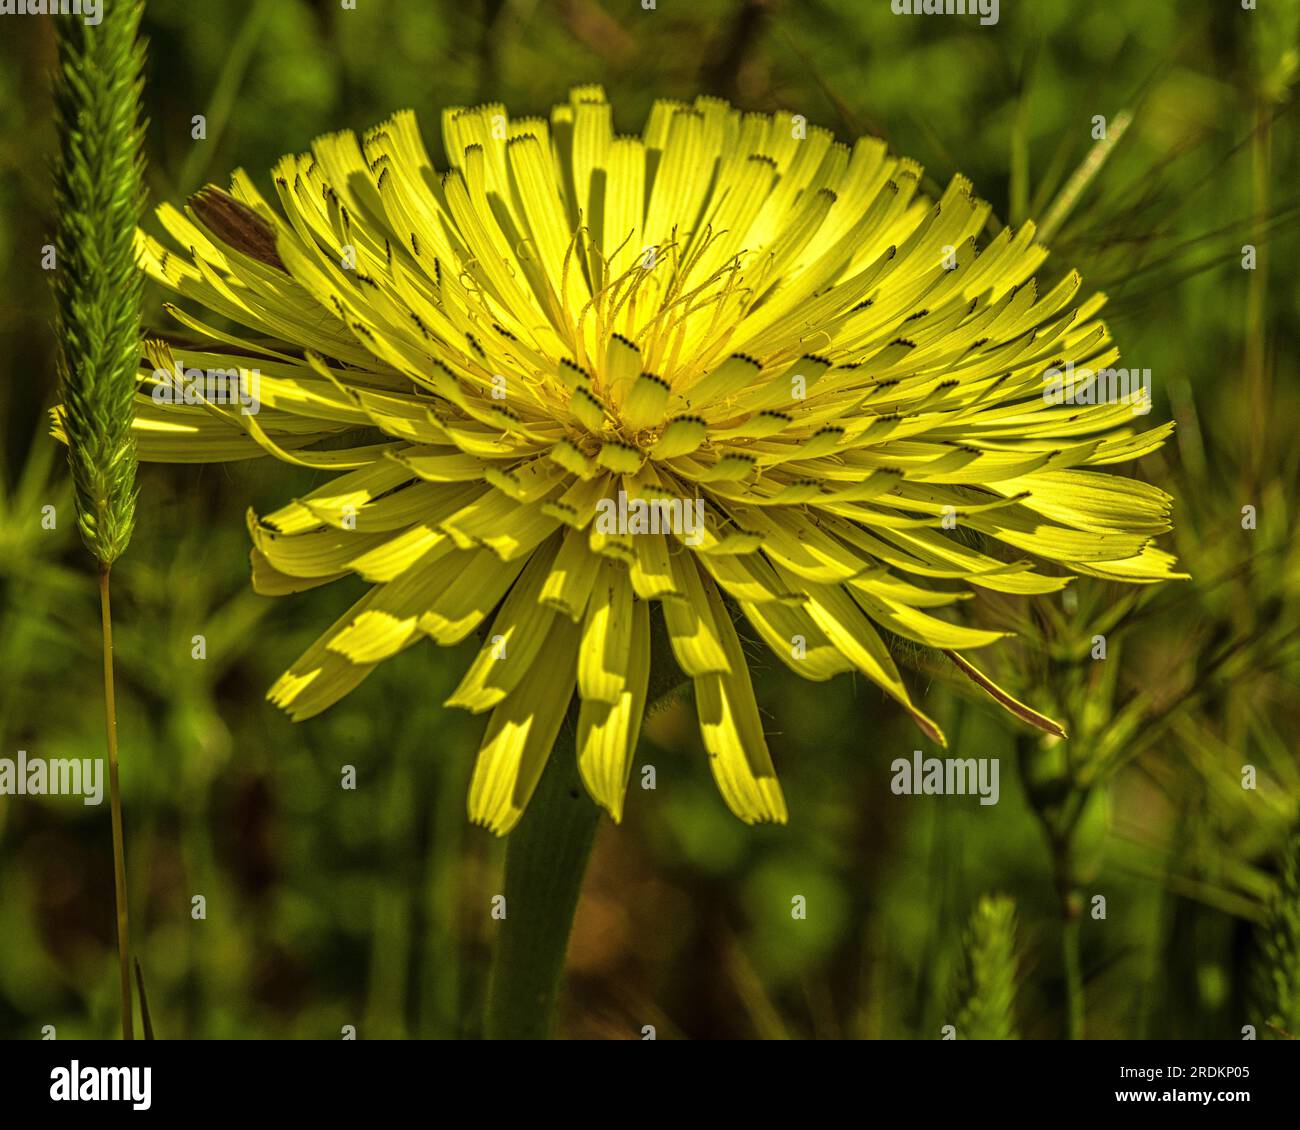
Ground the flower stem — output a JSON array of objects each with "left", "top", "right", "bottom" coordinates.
[
  {"left": 483, "top": 618, "right": 685, "bottom": 1040},
  {"left": 483, "top": 721, "right": 600, "bottom": 1040},
  {"left": 99, "top": 565, "right": 133, "bottom": 1041}
]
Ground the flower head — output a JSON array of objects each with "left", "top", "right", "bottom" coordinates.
[{"left": 76, "top": 86, "right": 1181, "bottom": 833}]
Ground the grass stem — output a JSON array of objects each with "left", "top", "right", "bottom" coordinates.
[
  {"left": 1038, "top": 109, "right": 1132, "bottom": 244},
  {"left": 99, "top": 565, "right": 133, "bottom": 1041}
]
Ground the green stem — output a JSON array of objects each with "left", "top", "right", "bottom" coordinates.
[
  {"left": 1018, "top": 735, "right": 1087, "bottom": 1040},
  {"left": 1244, "top": 97, "right": 1270, "bottom": 498},
  {"left": 175, "top": 0, "right": 272, "bottom": 196},
  {"left": 1038, "top": 109, "right": 1131, "bottom": 244},
  {"left": 484, "top": 722, "right": 600, "bottom": 1040},
  {"left": 1050, "top": 824, "right": 1085, "bottom": 1040},
  {"left": 483, "top": 615, "right": 686, "bottom": 1040},
  {"left": 99, "top": 565, "right": 133, "bottom": 1041},
  {"left": 1061, "top": 905, "right": 1084, "bottom": 1041}
]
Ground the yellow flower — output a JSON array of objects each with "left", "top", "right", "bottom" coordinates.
[{"left": 62, "top": 86, "right": 1183, "bottom": 833}]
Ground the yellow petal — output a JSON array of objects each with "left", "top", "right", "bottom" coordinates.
[
  {"left": 467, "top": 616, "right": 581, "bottom": 835},
  {"left": 577, "top": 595, "right": 650, "bottom": 821}
]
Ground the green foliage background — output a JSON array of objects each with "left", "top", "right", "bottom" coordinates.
[{"left": 0, "top": 0, "right": 1297, "bottom": 1039}]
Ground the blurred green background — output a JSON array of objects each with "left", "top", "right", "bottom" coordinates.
[{"left": 1, "top": 0, "right": 1298, "bottom": 1039}]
